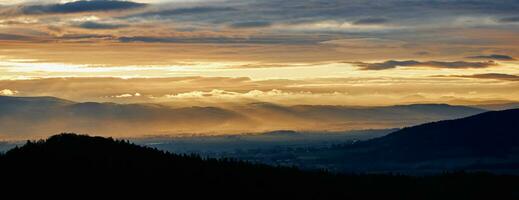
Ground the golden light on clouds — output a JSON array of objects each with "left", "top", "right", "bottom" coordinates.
[{"left": 0, "top": 0, "right": 517, "bottom": 106}]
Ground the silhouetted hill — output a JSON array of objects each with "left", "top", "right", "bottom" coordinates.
[
  {"left": 1, "top": 133, "right": 519, "bottom": 199},
  {"left": 303, "top": 109, "right": 519, "bottom": 173},
  {"left": 361, "top": 109, "right": 519, "bottom": 159}
]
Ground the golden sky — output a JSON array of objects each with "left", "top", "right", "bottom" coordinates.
[{"left": 0, "top": 0, "right": 518, "bottom": 106}]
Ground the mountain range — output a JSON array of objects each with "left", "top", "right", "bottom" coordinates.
[{"left": 0, "top": 95, "right": 488, "bottom": 139}]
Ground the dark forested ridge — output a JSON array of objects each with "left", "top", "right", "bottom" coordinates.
[
  {"left": 1, "top": 133, "right": 519, "bottom": 198},
  {"left": 356, "top": 108, "right": 519, "bottom": 160},
  {"left": 291, "top": 109, "right": 519, "bottom": 173}
]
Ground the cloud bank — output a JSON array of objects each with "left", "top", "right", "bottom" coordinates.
[
  {"left": 19, "top": 0, "right": 146, "bottom": 15},
  {"left": 441, "top": 73, "right": 519, "bottom": 82},
  {"left": 351, "top": 60, "right": 498, "bottom": 70},
  {"left": 466, "top": 54, "right": 516, "bottom": 61}
]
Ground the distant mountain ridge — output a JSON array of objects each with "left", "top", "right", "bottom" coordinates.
[
  {"left": 0, "top": 96, "right": 73, "bottom": 109},
  {"left": 232, "top": 102, "right": 486, "bottom": 131},
  {"left": 0, "top": 96, "right": 250, "bottom": 139},
  {"left": 472, "top": 102, "right": 519, "bottom": 111},
  {"left": 261, "top": 130, "right": 302, "bottom": 136},
  {"left": 0, "top": 96, "right": 486, "bottom": 139}
]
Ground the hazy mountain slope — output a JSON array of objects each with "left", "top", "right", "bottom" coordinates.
[
  {"left": 236, "top": 103, "right": 486, "bottom": 130},
  {"left": 0, "top": 96, "right": 251, "bottom": 139},
  {"left": 0, "top": 96, "right": 73, "bottom": 113},
  {"left": 472, "top": 102, "right": 519, "bottom": 111},
  {"left": 292, "top": 103, "right": 484, "bottom": 122},
  {"left": 301, "top": 109, "right": 519, "bottom": 173},
  {"left": 0, "top": 96, "right": 486, "bottom": 139}
]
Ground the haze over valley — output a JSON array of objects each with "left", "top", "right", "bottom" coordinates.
[{"left": 0, "top": 95, "right": 493, "bottom": 139}]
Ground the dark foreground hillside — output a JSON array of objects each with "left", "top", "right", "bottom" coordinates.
[
  {"left": 0, "top": 134, "right": 518, "bottom": 199},
  {"left": 289, "top": 109, "right": 519, "bottom": 173}
]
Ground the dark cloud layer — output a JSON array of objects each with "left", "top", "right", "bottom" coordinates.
[
  {"left": 230, "top": 21, "right": 272, "bottom": 29},
  {"left": 124, "top": 6, "right": 237, "bottom": 19},
  {"left": 351, "top": 60, "right": 497, "bottom": 70},
  {"left": 120, "top": 0, "right": 519, "bottom": 24},
  {"left": 499, "top": 16, "right": 519, "bottom": 23},
  {"left": 1, "top": 0, "right": 519, "bottom": 48},
  {"left": 0, "top": 33, "right": 31, "bottom": 41},
  {"left": 0, "top": 0, "right": 519, "bottom": 65},
  {"left": 59, "top": 34, "right": 114, "bottom": 40},
  {"left": 20, "top": 0, "right": 146, "bottom": 15},
  {"left": 466, "top": 54, "right": 516, "bottom": 61},
  {"left": 118, "top": 35, "right": 324, "bottom": 44},
  {"left": 353, "top": 18, "right": 389, "bottom": 25},
  {"left": 445, "top": 73, "right": 519, "bottom": 81},
  {"left": 77, "top": 21, "right": 128, "bottom": 30}
]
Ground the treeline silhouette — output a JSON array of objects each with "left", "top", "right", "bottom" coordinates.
[{"left": 0, "top": 133, "right": 518, "bottom": 199}]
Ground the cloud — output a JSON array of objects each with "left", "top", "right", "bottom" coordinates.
[
  {"left": 353, "top": 18, "right": 389, "bottom": 25},
  {"left": 498, "top": 16, "right": 519, "bottom": 23},
  {"left": 0, "top": 89, "right": 18, "bottom": 96},
  {"left": 321, "top": 38, "right": 406, "bottom": 48},
  {"left": 118, "top": 35, "right": 321, "bottom": 44},
  {"left": 0, "top": 1, "right": 519, "bottom": 105},
  {"left": 0, "top": 33, "right": 31, "bottom": 41},
  {"left": 124, "top": 6, "right": 237, "bottom": 19},
  {"left": 114, "top": 93, "right": 141, "bottom": 98},
  {"left": 438, "top": 73, "right": 519, "bottom": 81},
  {"left": 1, "top": 77, "right": 517, "bottom": 108},
  {"left": 19, "top": 0, "right": 146, "bottom": 15},
  {"left": 1, "top": 0, "right": 519, "bottom": 52},
  {"left": 466, "top": 54, "right": 516, "bottom": 61},
  {"left": 230, "top": 21, "right": 272, "bottom": 29},
  {"left": 77, "top": 21, "right": 128, "bottom": 29},
  {"left": 415, "top": 51, "right": 430, "bottom": 56},
  {"left": 117, "top": 0, "right": 519, "bottom": 28},
  {"left": 351, "top": 60, "right": 498, "bottom": 70},
  {"left": 57, "top": 33, "right": 115, "bottom": 41},
  {"left": 164, "top": 89, "right": 306, "bottom": 99}
]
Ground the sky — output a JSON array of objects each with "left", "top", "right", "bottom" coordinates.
[{"left": 0, "top": 0, "right": 518, "bottom": 106}]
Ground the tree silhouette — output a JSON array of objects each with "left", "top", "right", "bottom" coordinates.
[{"left": 0, "top": 133, "right": 518, "bottom": 199}]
